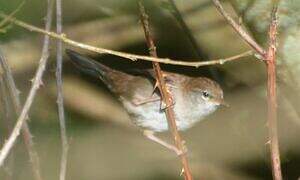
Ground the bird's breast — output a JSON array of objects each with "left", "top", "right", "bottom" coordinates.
[{"left": 120, "top": 88, "right": 206, "bottom": 132}]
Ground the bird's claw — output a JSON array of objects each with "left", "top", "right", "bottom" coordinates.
[
  {"left": 160, "top": 98, "right": 175, "bottom": 110},
  {"left": 173, "top": 142, "right": 188, "bottom": 156}
]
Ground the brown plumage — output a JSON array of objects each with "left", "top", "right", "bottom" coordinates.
[{"left": 66, "top": 49, "right": 226, "bottom": 132}]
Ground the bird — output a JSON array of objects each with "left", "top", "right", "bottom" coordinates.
[{"left": 66, "top": 49, "right": 227, "bottom": 154}]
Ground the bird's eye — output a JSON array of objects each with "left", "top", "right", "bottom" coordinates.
[{"left": 202, "top": 91, "right": 211, "bottom": 99}]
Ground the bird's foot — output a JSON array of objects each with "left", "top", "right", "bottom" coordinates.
[
  {"left": 132, "top": 96, "right": 161, "bottom": 106},
  {"left": 160, "top": 98, "right": 175, "bottom": 110}
]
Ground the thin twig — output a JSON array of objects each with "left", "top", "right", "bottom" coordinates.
[
  {"left": 0, "top": 50, "right": 43, "bottom": 180},
  {"left": 265, "top": 2, "right": 282, "bottom": 180},
  {"left": 211, "top": 0, "right": 266, "bottom": 57},
  {"left": 211, "top": 0, "right": 282, "bottom": 179},
  {"left": 0, "top": 77, "right": 13, "bottom": 133},
  {"left": 0, "top": 13, "right": 253, "bottom": 68},
  {"left": 139, "top": 2, "right": 193, "bottom": 180},
  {"left": 0, "top": 0, "right": 25, "bottom": 28},
  {"left": 0, "top": 0, "right": 53, "bottom": 167},
  {"left": 56, "top": 0, "right": 69, "bottom": 180},
  {"left": 0, "top": 75, "right": 14, "bottom": 180}
]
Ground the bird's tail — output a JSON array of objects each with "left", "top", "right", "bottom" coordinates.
[{"left": 66, "top": 49, "right": 111, "bottom": 82}]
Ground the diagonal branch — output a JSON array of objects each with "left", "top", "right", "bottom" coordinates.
[
  {"left": 139, "top": 2, "right": 193, "bottom": 180},
  {"left": 0, "top": 12, "right": 253, "bottom": 68},
  {"left": 0, "top": 0, "right": 54, "bottom": 168},
  {"left": 212, "top": 0, "right": 282, "bottom": 179},
  {"left": 211, "top": 0, "right": 266, "bottom": 57},
  {"left": 0, "top": 0, "right": 25, "bottom": 28},
  {"left": 0, "top": 50, "right": 43, "bottom": 180}
]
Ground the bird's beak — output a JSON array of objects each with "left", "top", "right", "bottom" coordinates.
[
  {"left": 219, "top": 99, "right": 229, "bottom": 107},
  {"left": 210, "top": 98, "right": 229, "bottom": 107}
]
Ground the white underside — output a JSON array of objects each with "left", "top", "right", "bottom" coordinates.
[{"left": 121, "top": 89, "right": 218, "bottom": 132}]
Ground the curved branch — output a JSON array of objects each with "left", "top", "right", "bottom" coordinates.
[{"left": 0, "top": 13, "right": 253, "bottom": 68}]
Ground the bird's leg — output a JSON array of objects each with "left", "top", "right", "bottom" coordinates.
[
  {"left": 132, "top": 83, "right": 161, "bottom": 106},
  {"left": 132, "top": 80, "right": 175, "bottom": 108},
  {"left": 143, "top": 130, "right": 186, "bottom": 155},
  {"left": 132, "top": 96, "right": 161, "bottom": 106}
]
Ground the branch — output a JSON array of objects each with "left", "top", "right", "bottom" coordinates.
[
  {"left": 0, "top": 50, "right": 43, "bottom": 180},
  {"left": 0, "top": 77, "right": 12, "bottom": 131},
  {"left": 0, "top": 0, "right": 53, "bottom": 167},
  {"left": 265, "top": 2, "right": 282, "bottom": 180},
  {"left": 211, "top": 0, "right": 266, "bottom": 57},
  {"left": 0, "top": 13, "right": 253, "bottom": 68},
  {"left": 0, "top": 0, "right": 25, "bottom": 28},
  {"left": 0, "top": 74, "right": 14, "bottom": 179},
  {"left": 211, "top": 0, "right": 282, "bottom": 179},
  {"left": 55, "top": 0, "right": 69, "bottom": 179},
  {"left": 139, "top": 2, "right": 193, "bottom": 180}
]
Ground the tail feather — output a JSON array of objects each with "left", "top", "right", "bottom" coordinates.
[{"left": 66, "top": 49, "right": 110, "bottom": 81}]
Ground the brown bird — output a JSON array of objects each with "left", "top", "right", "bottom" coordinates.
[{"left": 66, "top": 49, "right": 226, "bottom": 154}]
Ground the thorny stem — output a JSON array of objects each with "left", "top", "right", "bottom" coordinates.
[
  {"left": 211, "top": 0, "right": 282, "bottom": 179},
  {"left": 0, "top": 0, "right": 53, "bottom": 168},
  {"left": 0, "top": 13, "right": 253, "bottom": 68},
  {"left": 56, "top": 0, "right": 69, "bottom": 180},
  {"left": 0, "top": 50, "right": 43, "bottom": 180},
  {"left": 139, "top": 2, "right": 193, "bottom": 180},
  {"left": 265, "top": 4, "right": 282, "bottom": 180},
  {"left": 0, "top": 4, "right": 43, "bottom": 179},
  {"left": 211, "top": 0, "right": 266, "bottom": 57}
]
